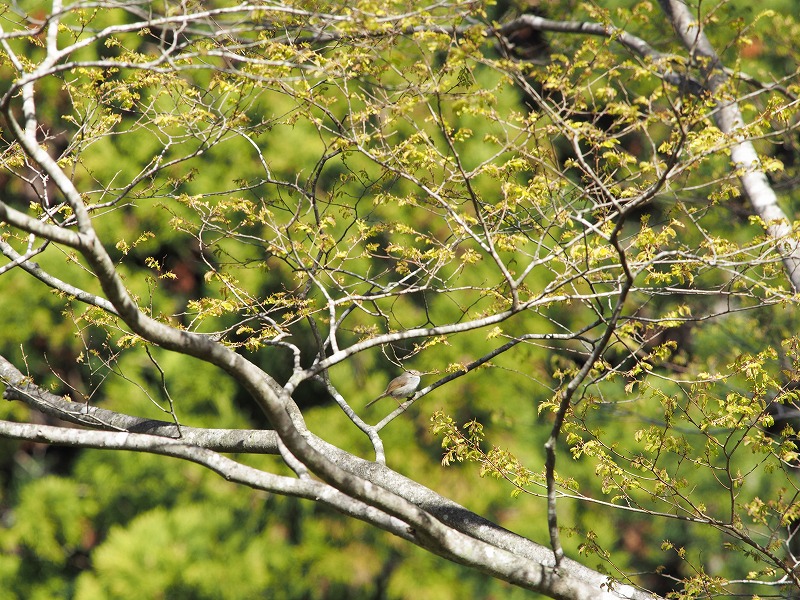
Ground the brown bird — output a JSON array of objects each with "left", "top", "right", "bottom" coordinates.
[{"left": 366, "top": 370, "right": 422, "bottom": 408}]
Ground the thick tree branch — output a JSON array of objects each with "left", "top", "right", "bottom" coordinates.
[
  {"left": 1, "top": 348, "right": 653, "bottom": 597},
  {"left": 0, "top": 353, "right": 279, "bottom": 453},
  {"left": 0, "top": 418, "right": 415, "bottom": 542},
  {"left": 0, "top": 410, "right": 657, "bottom": 599}
]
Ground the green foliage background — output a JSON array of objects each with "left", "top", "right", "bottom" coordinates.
[{"left": 1, "top": 0, "right": 800, "bottom": 598}]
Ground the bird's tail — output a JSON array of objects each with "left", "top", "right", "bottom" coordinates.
[{"left": 365, "top": 394, "right": 385, "bottom": 408}]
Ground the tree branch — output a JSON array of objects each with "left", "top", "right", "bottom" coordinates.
[
  {"left": 658, "top": 0, "right": 800, "bottom": 292},
  {"left": 0, "top": 353, "right": 279, "bottom": 453},
  {"left": 0, "top": 418, "right": 415, "bottom": 542}
]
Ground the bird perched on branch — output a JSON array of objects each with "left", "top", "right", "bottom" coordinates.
[{"left": 366, "top": 370, "right": 422, "bottom": 408}]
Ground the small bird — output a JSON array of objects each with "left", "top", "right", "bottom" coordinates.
[{"left": 366, "top": 370, "right": 422, "bottom": 408}]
